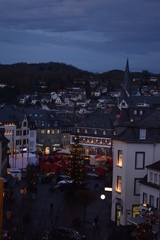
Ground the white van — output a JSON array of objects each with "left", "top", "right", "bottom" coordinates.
[{"left": 7, "top": 168, "right": 22, "bottom": 181}]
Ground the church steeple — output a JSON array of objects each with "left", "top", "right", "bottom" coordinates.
[
  {"left": 122, "top": 58, "right": 131, "bottom": 94},
  {"left": 118, "top": 59, "right": 132, "bottom": 109}
]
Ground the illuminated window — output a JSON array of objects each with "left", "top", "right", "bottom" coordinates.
[
  {"left": 117, "top": 176, "right": 122, "bottom": 193},
  {"left": 52, "top": 130, "right": 55, "bottom": 134},
  {"left": 47, "top": 130, "right": 50, "bottom": 134},
  {"left": 117, "top": 150, "right": 122, "bottom": 167},
  {"left": 41, "top": 130, "right": 45, "bottom": 134},
  {"left": 94, "top": 130, "right": 97, "bottom": 134},
  {"left": 45, "top": 146, "right": 50, "bottom": 155},
  {"left": 57, "top": 129, "right": 60, "bottom": 134},
  {"left": 103, "top": 131, "right": 106, "bottom": 135},
  {"left": 132, "top": 205, "right": 140, "bottom": 218},
  {"left": 143, "top": 193, "right": 147, "bottom": 207},
  {"left": 85, "top": 129, "right": 87, "bottom": 134},
  {"left": 77, "top": 129, "right": 80, "bottom": 133}
]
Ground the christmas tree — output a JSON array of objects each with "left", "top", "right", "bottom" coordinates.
[{"left": 67, "top": 135, "right": 85, "bottom": 186}]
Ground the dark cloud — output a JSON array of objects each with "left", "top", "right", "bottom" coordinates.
[{"left": 0, "top": 0, "right": 160, "bottom": 72}]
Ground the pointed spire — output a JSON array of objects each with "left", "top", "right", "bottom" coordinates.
[{"left": 123, "top": 58, "right": 130, "bottom": 90}]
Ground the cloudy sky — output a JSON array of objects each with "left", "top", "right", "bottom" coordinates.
[{"left": 0, "top": 0, "right": 160, "bottom": 73}]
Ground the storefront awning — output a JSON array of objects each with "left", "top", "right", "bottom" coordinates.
[
  {"left": 127, "top": 216, "right": 146, "bottom": 226},
  {"left": 128, "top": 216, "right": 158, "bottom": 234}
]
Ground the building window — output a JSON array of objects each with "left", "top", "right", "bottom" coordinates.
[
  {"left": 134, "top": 110, "right": 137, "bottom": 115},
  {"left": 57, "top": 129, "right": 60, "bottom": 134},
  {"left": 52, "top": 130, "right": 55, "bottom": 134},
  {"left": 143, "top": 193, "right": 147, "bottom": 207},
  {"left": 135, "top": 152, "right": 145, "bottom": 169},
  {"left": 157, "top": 198, "right": 159, "bottom": 210},
  {"left": 94, "top": 130, "right": 97, "bottom": 134},
  {"left": 23, "top": 130, "right": 27, "bottom": 136},
  {"left": 85, "top": 129, "right": 88, "bottom": 134},
  {"left": 154, "top": 173, "right": 158, "bottom": 184},
  {"left": 77, "top": 129, "right": 80, "bottom": 133},
  {"left": 41, "top": 130, "right": 45, "bottom": 134},
  {"left": 140, "top": 110, "right": 143, "bottom": 115},
  {"left": 42, "top": 121, "right": 44, "bottom": 126},
  {"left": 103, "top": 131, "right": 106, "bottom": 135},
  {"left": 117, "top": 150, "right": 122, "bottom": 167},
  {"left": 149, "top": 195, "right": 154, "bottom": 208},
  {"left": 132, "top": 205, "right": 140, "bottom": 218},
  {"left": 47, "top": 130, "right": 50, "bottom": 134},
  {"left": 139, "top": 129, "right": 146, "bottom": 140},
  {"left": 117, "top": 176, "right": 122, "bottom": 193},
  {"left": 149, "top": 172, "right": 153, "bottom": 182},
  {"left": 134, "top": 178, "right": 141, "bottom": 196}
]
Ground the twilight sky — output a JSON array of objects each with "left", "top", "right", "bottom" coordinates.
[{"left": 0, "top": 0, "right": 160, "bottom": 73}]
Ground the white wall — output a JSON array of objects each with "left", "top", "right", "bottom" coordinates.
[{"left": 111, "top": 140, "right": 160, "bottom": 226}]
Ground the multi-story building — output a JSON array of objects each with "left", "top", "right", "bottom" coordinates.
[
  {"left": 0, "top": 105, "right": 37, "bottom": 159},
  {"left": 70, "top": 108, "right": 116, "bottom": 165},
  {"left": 0, "top": 128, "right": 9, "bottom": 176},
  {"left": 111, "top": 60, "right": 160, "bottom": 228},
  {"left": 24, "top": 107, "right": 73, "bottom": 155}
]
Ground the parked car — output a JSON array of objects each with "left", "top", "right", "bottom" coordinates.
[{"left": 51, "top": 227, "right": 86, "bottom": 240}]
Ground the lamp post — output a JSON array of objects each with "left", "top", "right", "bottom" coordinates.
[{"left": 100, "top": 187, "right": 112, "bottom": 226}]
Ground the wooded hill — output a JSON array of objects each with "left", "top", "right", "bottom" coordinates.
[{"left": 0, "top": 62, "right": 159, "bottom": 102}]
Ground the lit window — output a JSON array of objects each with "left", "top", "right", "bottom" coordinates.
[
  {"left": 143, "top": 193, "right": 147, "bottom": 207},
  {"left": 57, "top": 129, "right": 60, "bottom": 134},
  {"left": 52, "top": 130, "right": 55, "bottom": 134},
  {"left": 77, "top": 129, "right": 80, "bottom": 133},
  {"left": 94, "top": 130, "right": 97, "bottom": 134},
  {"left": 41, "top": 130, "right": 45, "bottom": 134},
  {"left": 103, "top": 131, "right": 106, "bottom": 135},
  {"left": 47, "top": 130, "right": 50, "bottom": 134},
  {"left": 139, "top": 129, "right": 146, "bottom": 140},
  {"left": 85, "top": 129, "right": 87, "bottom": 134},
  {"left": 117, "top": 176, "right": 122, "bottom": 193},
  {"left": 117, "top": 150, "right": 122, "bottom": 167}
]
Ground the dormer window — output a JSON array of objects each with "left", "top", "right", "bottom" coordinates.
[
  {"left": 134, "top": 110, "right": 137, "bottom": 115},
  {"left": 140, "top": 110, "right": 143, "bottom": 115},
  {"left": 139, "top": 129, "right": 146, "bottom": 140}
]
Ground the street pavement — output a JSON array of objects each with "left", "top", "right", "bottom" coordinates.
[{"left": 3, "top": 175, "right": 113, "bottom": 240}]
